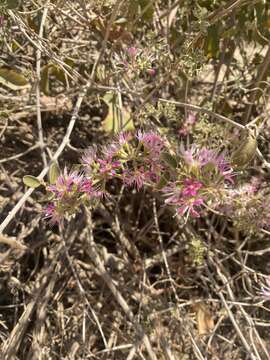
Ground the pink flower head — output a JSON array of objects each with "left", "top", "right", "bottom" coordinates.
[
  {"left": 127, "top": 47, "right": 138, "bottom": 59},
  {"left": 180, "top": 145, "right": 234, "bottom": 183},
  {"left": 146, "top": 68, "right": 156, "bottom": 76},
  {"left": 137, "top": 130, "right": 164, "bottom": 156},
  {"left": 215, "top": 154, "right": 234, "bottom": 183},
  {"left": 198, "top": 149, "right": 234, "bottom": 183},
  {"left": 82, "top": 146, "right": 121, "bottom": 179},
  {"left": 123, "top": 167, "right": 147, "bottom": 189},
  {"left": 182, "top": 178, "right": 203, "bottom": 197},
  {"left": 118, "top": 131, "right": 132, "bottom": 145},
  {"left": 164, "top": 178, "right": 204, "bottom": 218},
  {"left": 197, "top": 148, "right": 226, "bottom": 170},
  {"left": 81, "top": 147, "right": 97, "bottom": 168},
  {"left": 102, "top": 132, "right": 132, "bottom": 160},
  {"left": 186, "top": 112, "right": 196, "bottom": 126},
  {"left": 180, "top": 145, "right": 212, "bottom": 167},
  {"left": 80, "top": 178, "right": 94, "bottom": 195},
  {"left": 47, "top": 168, "right": 85, "bottom": 198},
  {"left": 43, "top": 203, "right": 62, "bottom": 225},
  {"left": 44, "top": 171, "right": 101, "bottom": 224},
  {"left": 102, "top": 143, "right": 121, "bottom": 161},
  {"left": 179, "top": 144, "right": 198, "bottom": 166},
  {"left": 96, "top": 158, "right": 121, "bottom": 177},
  {"left": 177, "top": 197, "right": 204, "bottom": 217},
  {"left": 197, "top": 148, "right": 218, "bottom": 167}
]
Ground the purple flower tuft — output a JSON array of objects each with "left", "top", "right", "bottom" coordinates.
[
  {"left": 164, "top": 178, "right": 204, "bottom": 218},
  {"left": 43, "top": 203, "right": 62, "bottom": 225}
]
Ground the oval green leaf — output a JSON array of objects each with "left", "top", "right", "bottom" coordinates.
[
  {"left": 102, "top": 92, "right": 134, "bottom": 134},
  {"left": 23, "top": 175, "right": 41, "bottom": 188},
  {"left": 49, "top": 162, "right": 60, "bottom": 184}
]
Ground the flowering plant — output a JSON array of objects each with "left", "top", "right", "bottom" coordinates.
[
  {"left": 22, "top": 122, "right": 269, "bottom": 234},
  {"left": 23, "top": 128, "right": 245, "bottom": 226}
]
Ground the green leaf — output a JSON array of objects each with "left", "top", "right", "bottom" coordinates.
[
  {"left": 49, "top": 162, "right": 60, "bottom": 184},
  {"left": 23, "top": 175, "right": 42, "bottom": 188},
  {"left": 231, "top": 131, "right": 257, "bottom": 168},
  {"left": 0, "top": 68, "right": 28, "bottom": 90},
  {"left": 204, "top": 25, "right": 220, "bottom": 59},
  {"left": 102, "top": 92, "right": 134, "bottom": 133},
  {"left": 0, "top": 111, "right": 9, "bottom": 118}
]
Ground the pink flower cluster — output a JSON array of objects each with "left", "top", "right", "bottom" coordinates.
[
  {"left": 123, "top": 131, "right": 165, "bottom": 189},
  {"left": 45, "top": 131, "right": 167, "bottom": 224},
  {"left": 47, "top": 169, "right": 94, "bottom": 197},
  {"left": 222, "top": 177, "right": 270, "bottom": 232},
  {"left": 44, "top": 168, "right": 99, "bottom": 225},
  {"left": 43, "top": 130, "right": 236, "bottom": 225},
  {"left": 180, "top": 145, "right": 234, "bottom": 184},
  {"left": 165, "top": 178, "right": 204, "bottom": 218},
  {"left": 162, "top": 145, "right": 235, "bottom": 218},
  {"left": 82, "top": 131, "right": 165, "bottom": 190}
]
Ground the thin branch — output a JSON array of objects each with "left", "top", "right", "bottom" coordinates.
[
  {"left": 0, "top": 143, "right": 40, "bottom": 164},
  {"left": 35, "top": 2, "right": 50, "bottom": 167},
  {"left": 158, "top": 98, "right": 245, "bottom": 129}
]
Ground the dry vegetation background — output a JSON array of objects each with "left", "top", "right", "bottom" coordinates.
[{"left": 1, "top": 0, "right": 270, "bottom": 359}]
